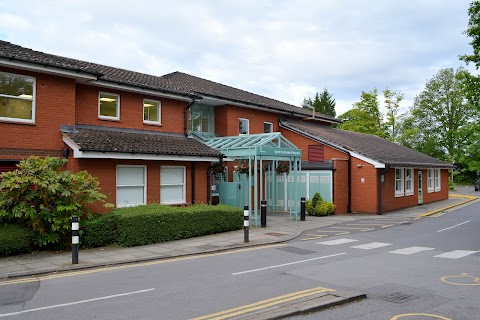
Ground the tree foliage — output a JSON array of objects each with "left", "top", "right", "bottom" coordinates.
[
  {"left": 0, "top": 156, "right": 111, "bottom": 248},
  {"left": 338, "top": 89, "right": 387, "bottom": 138},
  {"left": 384, "top": 88, "right": 404, "bottom": 143},
  {"left": 398, "top": 68, "right": 476, "bottom": 165},
  {"left": 303, "top": 88, "right": 336, "bottom": 117}
]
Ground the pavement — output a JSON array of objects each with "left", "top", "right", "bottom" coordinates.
[{"left": 0, "top": 191, "right": 477, "bottom": 318}]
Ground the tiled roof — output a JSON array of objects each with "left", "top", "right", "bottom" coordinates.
[
  {"left": 0, "top": 41, "right": 339, "bottom": 122},
  {"left": 159, "top": 72, "right": 340, "bottom": 123},
  {"left": 281, "top": 120, "right": 454, "bottom": 168},
  {"left": 61, "top": 125, "right": 223, "bottom": 158}
]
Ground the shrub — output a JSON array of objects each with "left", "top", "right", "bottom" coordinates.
[
  {"left": 0, "top": 224, "right": 32, "bottom": 256},
  {"left": 306, "top": 192, "right": 323, "bottom": 216},
  {"left": 0, "top": 156, "right": 111, "bottom": 249},
  {"left": 82, "top": 214, "right": 119, "bottom": 248},
  {"left": 313, "top": 201, "right": 335, "bottom": 216},
  {"left": 81, "top": 204, "right": 243, "bottom": 248}
]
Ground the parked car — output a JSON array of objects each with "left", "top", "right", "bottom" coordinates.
[{"left": 475, "top": 179, "right": 480, "bottom": 191}]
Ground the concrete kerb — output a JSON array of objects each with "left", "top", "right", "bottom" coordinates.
[{"left": 416, "top": 194, "right": 478, "bottom": 218}]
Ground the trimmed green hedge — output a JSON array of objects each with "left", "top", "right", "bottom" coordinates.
[
  {"left": 83, "top": 204, "right": 243, "bottom": 247},
  {"left": 0, "top": 224, "right": 33, "bottom": 256}
]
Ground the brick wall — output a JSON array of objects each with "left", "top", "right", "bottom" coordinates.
[
  {"left": 333, "top": 159, "right": 349, "bottom": 214},
  {"left": 215, "top": 105, "right": 280, "bottom": 136},
  {"left": 350, "top": 158, "right": 378, "bottom": 213},
  {"left": 0, "top": 66, "right": 75, "bottom": 159},
  {"left": 75, "top": 84, "right": 188, "bottom": 133}
]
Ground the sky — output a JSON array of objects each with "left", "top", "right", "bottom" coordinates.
[{"left": 0, "top": 0, "right": 475, "bottom": 115}]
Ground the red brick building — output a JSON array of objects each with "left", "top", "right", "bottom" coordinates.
[{"left": 0, "top": 41, "right": 453, "bottom": 214}]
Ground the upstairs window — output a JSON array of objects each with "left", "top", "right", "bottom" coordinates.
[
  {"left": 395, "top": 168, "right": 404, "bottom": 197},
  {"left": 99, "top": 92, "right": 120, "bottom": 120},
  {"left": 0, "top": 71, "right": 35, "bottom": 123},
  {"left": 190, "top": 104, "right": 214, "bottom": 133},
  {"left": 239, "top": 118, "right": 249, "bottom": 135},
  {"left": 143, "top": 99, "right": 161, "bottom": 124},
  {"left": 264, "top": 122, "right": 273, "bottom": 133}
]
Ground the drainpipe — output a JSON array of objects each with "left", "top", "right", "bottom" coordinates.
[
  {"left": 184, "top": 98, "right": 197, "bottom": 137},
  {"left": 377, "top": 165, "right": 390, "bottom": 215},
  {"left": 191, "top": 162, "right": 195, "bottom": 204},
  {"left": 348, "top": 153, "right": 352, "bottom": 213},
  {"left": 207, "top": 167, "right": 211, "bottom": 205}
]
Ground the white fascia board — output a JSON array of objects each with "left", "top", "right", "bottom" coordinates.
[
  {"left": 62, "top": 136, "right": 219, "bottom": 162},
  {"left": 91, "top": 80, "right": 193, "bottom": 102},
  {"left": 349, "top": 151, "right": 385, "bottom": 168},
  {"left": 0, "top": 59, "right": 97, "bottom": 81}
]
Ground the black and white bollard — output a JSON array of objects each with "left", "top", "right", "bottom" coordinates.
[
  {"left": 244, "top": 206, "right": 249, "bottom": 243},
  {"left": 300, "top": 197, "right": 306, "bottom": 221},
  {"left": 72, "top": 215, "right": 79, "bottom": 264},
  {"left": 261, "top": 200, "right": 267, "bottom": 228}
]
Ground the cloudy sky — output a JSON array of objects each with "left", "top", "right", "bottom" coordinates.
[{"left": 0, "top": 0, "right": 474, "bottom": 115}]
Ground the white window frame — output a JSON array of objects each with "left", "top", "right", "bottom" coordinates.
[
  {"left": 143, "top": 98, "right": 161, "bottom": 125},
  {"left": 395, "top": 168, "right": 404, "bottom": 197},
  {"left": 405, "top": 168, "right": 414, "bottom": 196},
  {"left": 98, "top": 91, "right": 120, "bottom": 120},
  {"left": 0, "top": 71, "right": 36, "bottom": 124},
  {"left": 434, "top": 168, "right": 441, "bottom": 192},
  {"left": 264, "top": 121, "right": 273, "bottom": 133},
  {"left": 116, "top": 165, "right": 147, "bottom": 208},
  {"left": 427, "top": 169, "right": 434, "bottom": 193},
  {"left": 239, "top": 118, "right": 249, "bottom": 135},
  {"left": 161, "top": 166, "right": 186, "bottom": 205}
]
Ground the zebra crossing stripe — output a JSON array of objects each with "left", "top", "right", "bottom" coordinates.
[
  {"left": 434, "top": 250, "right": 478, "bottom": 259},
  {"left": 316, "top": 238, "right": 358, "bottom": 245},
  {"left": 389, "top": 246, "right": 435, "bottom": 255},
  {"left": 351, "top": 242, "right": 391, "bottom": 250}
]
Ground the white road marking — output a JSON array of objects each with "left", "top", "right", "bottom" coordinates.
[
  {"left": 437, "top": 220, "right": 470, "bottom": 232},
  {"left": 0, "top": 288, "right": 155, "bottom": 318},
  {"left": 434, "top": 250, "right": 478, "bottom": 259},
  {"left": 232, "top": 253, "right": 346, "bottom": 275},
  {"left": 389, "top": 246, "right": 435, "bottom": 255},
  {"left": 316, "top": 238, "right": 358, "bottom": 245},
  {"left": 351, "top": 242, "right": 391, "bottom": 250}
]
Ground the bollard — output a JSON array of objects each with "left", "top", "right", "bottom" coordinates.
[
  {"left": 72, "top": 215, "right": 79, "bottom": 264},
  {"left": 261, "top": 200, "right": 267, "bottom": 228},
  {"left": 244, "top": 206, "right": 249, "bottom": 243},
  {"left": 300, "top": 197, "right": 306, "bottom": 221}
]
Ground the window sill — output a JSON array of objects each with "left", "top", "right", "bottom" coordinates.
[
  {"left": 0, "top": 118, "right": 35, "bottom": 125},
  {"left": 427, "top": 190, "right": 434, "bottom": 193},
  {"left": 395, "top": 193, "right": 404, "bottom": 198},
  {"left": 143, "top": 121, "right": 162, "bottom": 127},
  {"left": 405, "top": 192, "right": 414, "bottom": 196},
  {"left": 99, "top": 116, "right": 120, "bottom": 122},
  {"left": 161, "top": 202, "right": 187, "bottom": 206}
]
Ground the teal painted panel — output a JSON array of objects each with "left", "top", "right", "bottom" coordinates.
[
  {"left": 219, "top": 182, "right": 239, "bottom": 207},
  {"left": 308, "top": 172, "right": 332, "bottom": 202}
]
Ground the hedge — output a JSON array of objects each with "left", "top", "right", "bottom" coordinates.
[
  {"left": 0, "top": 224, "right": 33, "bottom": 256},
  {"left": 83, "top": 204, "right": 243, "bottom": 247}
]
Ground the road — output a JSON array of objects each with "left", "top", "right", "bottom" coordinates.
[{"left": 0, "top": 199, "right": 479, "bottom": 320}]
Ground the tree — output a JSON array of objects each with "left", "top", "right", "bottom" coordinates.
[
  {"left": 459, "top": 1, "right": 480, "bottom": 110},
  {"left": 398, "top": 68, "right": 475, "bottom": 164},
  {"left": 302, "top": 88, "right": 336, "bottom": 117},
  {"left": 0, "top": 157, "right": 111, "bottom": 248},
  {"left": 383, "top": 88, "right": 404, "bottom": 143},
  {"left": 338, "top": 89, "right": 387, "bottom": 138}
]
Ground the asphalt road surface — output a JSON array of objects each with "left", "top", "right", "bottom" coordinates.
[{"left": 0, "top": 199, "right": 479, "bottom": 320}]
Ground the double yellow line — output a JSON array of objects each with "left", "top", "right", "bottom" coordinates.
[{"left": 191, "top": 287, "right": 335, "bottom": 320}]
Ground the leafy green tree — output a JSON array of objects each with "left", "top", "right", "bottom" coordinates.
[
  {"left": 398, "top": 68, "right": 475, "bottom": 164},
  {"left": 302, "top": 88, "right": 336, "bottom": 117},
  {"left": 459, "top": 1, "right": 480, "bottom": 110},
  {"left": 384, "top": 88, "right": 404, "bottom": 143},
  {"left": 0, "top": 156, "right": 111, "bottom": 248},
  {"left": 339, "top": 89, "right": 387, "bottom": 138}
]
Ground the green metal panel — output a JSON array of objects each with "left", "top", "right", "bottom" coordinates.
[
  {"left": 219, "top": 182, "right": 238, "bottom": 207},
  {"left": 308, "top": 172, "right": 333, "bottom": 202}
]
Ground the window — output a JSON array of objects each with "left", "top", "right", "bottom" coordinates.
[
  {"left": 434, "top": 168, "right": 441, "bottom": 192},
  {"left": 395, "top": 168, "right": 404, "bottom": 197},
  {"left": 99, "top": 92, "right": 120, "bottom": 120},
  {"left": 239, "top": 118, "right": 249, "bottom": 135},
  {"left": 143, "top": 99, "right": 161, "bottom": 124},
  {"left": 0, "top": 71, "right": 35, "bottom": 123},
  {"left": 405, "top": 168, "right": 413, "bottom": 195},
  {"left": 161, "top": 166, "right": 186, "bottom": 204},
  {"left": 427, "top": 169, "right": 434, "bottom": 192},
  {"left": 116, "top": 166, "right": 146, "bottom": 207},
  {"left": 264, "top": 122, "right": 273, "bottom": 133},
  {"left": 190, "top": 104, "right": 214, "bottom": 133}
]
